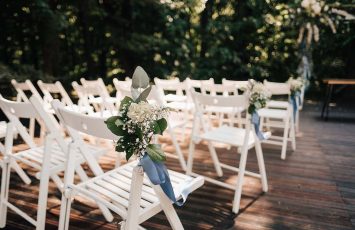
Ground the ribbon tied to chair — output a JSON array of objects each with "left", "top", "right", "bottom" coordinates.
[
  {"left": 140, "top": 154, "right": 191, "bottom": 206},
  {"left": 290, "top": 92, "right": 301, "bottom": 123},
  {"left": 251, "top": 111, "right": 266, "bottom": 140}
]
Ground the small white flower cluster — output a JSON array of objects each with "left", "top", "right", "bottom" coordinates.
[
  {"left": 246, "top": 80, "right": 271, "bottom": 113},
  {"left": 287, "top": 77, "right": 305, "bottom": 96},
  {"left": 127, "top": 101, "right": 168, "bottom": 124}
]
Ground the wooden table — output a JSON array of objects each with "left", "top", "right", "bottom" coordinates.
[{"left": 321, "top": 78, "right": 355, "bottom": 120}]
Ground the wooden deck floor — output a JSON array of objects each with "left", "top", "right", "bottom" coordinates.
[{"left": 2, "top": 102, "right": 355, "bottom": 230}]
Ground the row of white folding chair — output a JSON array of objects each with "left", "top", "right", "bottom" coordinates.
[
  {"left": 259, "top": 80, "right": 296, "bottom": 160},
  {"left": 79, "top": 78, "right": 117, "bottom": 114},
  {"left": 0, "top": 95, "right": 112, "bottom": 229},
  {"left": 51, "top": 99, "right": 204, "bottom": 230},
  {"left": 187, "top": 90, "right": 269, "bottom": 213},
  {"left": 113, "top": 78, "right": 132, "bottom": 99},
  {"left": 11, "top": 80, "right": 43, "bottom": 139}
]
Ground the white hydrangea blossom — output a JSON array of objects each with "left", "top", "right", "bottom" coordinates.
[{"left": 287, "top": 77, "right": 305, "bottom": 95}]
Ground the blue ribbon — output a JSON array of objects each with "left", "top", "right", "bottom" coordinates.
[
  {"left": 251, "top": 112, "right": 266, "bottom": 140},
  {"left": 140, "top": 154, "right": 190, "bottom": 206},
  {"left": 290, "top": 92, "right": 301, "bottom": 122}
]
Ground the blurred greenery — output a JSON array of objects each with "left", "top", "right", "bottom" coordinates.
[{"left": 0, "top": 0, "right": 354, "bottom": 96}]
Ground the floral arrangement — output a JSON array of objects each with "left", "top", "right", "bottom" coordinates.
[
  {"left": 244, "top": 80, "right": 272, "bottom": 114},
  {"left": 287, "top": 77, "right": 305, "bottom": 96},
  {"left": 289, "top": 0, "right": 354, "bottom": 46},
  {"left": 105, "top": 66, "right": 169, "bottom": 162}
]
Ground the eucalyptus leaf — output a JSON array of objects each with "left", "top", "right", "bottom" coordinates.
[
  {"left": 146, "top": 144, "right": 166, "bottom": 162},
  {"left": 105, "top": 116, "right": 120, "bottom": 125},
  {"left": 136, "top": 85, "right": 152, "bottom": 102},
  {"left": 131, "top": 66, "right": 149, "bottom": 89},
  {"left": 106, "top": 120, "right": 124, "bottom": 136}
]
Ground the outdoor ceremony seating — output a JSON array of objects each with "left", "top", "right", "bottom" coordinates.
[
  {"left": 11, "top": 79, "right": 44, "bottom": 139},
  {"left": 0, "top": 95, "right": 112, "bottom": 229},
  {"left": 187, "top": 90, "right": 269, "bottom": 213},
  {"left": 113, "top": 77, "right": 132, "bottom": 100},
  {"left": 51, "top": 99, "right": 204, "bottom": 230},
  {"left": 80, "top": 78, "right": 117, "bottom": 112},
  {"left": 222, "top": 78, "right": 249, "bottom": 92},
  {"left": 258, "top": 80, "right": 296, "bottom": 160}
]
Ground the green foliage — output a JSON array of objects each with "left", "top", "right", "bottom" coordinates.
[{"left": 0, "top": 0, "right": 354, "bottom": 92}]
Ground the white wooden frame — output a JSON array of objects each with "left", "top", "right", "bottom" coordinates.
[
  {"left": 187, "top": 90, "right": 268, "bottom": 213},
  {"left": 51, "top": 100, "right": 204, "bottom": 230}
]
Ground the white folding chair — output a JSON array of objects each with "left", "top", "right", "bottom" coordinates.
[
  {"left": 37, "top": 80, "right": 91, "bottom": 114},
  {"left": 200, "top": 82, "right": 243, "bottom": 127},
  {"left": 80, "top": 78, "right": 117, "bottom": 112},
  {"left": 259, "top": 80, "right": 296, "bottom": 160},
  {"left": 187, "top": 91, "right": 268, "bottom": 214},
  {"left": 147, "top": 86, "right": 187, "bottom": 171},
  {"left": 11, "top": 79, "right": 43, "bottom": 138},
  {"left": 222, "top": 79, "right": 249, "bottom": 92},
  {"left": 0, "top": 95, "right": 112, "bottom": 230},
  {"left": 51, "top": 100, "right": 204, "bottom": 230},
  {"left": 113, "top": 78, "right": 132, "bottom": 100}
]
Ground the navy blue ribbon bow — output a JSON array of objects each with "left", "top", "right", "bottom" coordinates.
[
  {"left": 140, "top": 154, "right": 190, "bottom": 206},
  {"left": 251, "top": 112, "right": 266, "bottom": 140}
]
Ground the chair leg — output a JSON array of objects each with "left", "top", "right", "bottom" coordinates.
[
  {"left": 169, "top": 128, "right": 187, "bottom": 171},
  {"left": 186, "top": 139, "right": 196, "bottom": 175},
  {"left": 29, "top": 118, "right": 35, "bottom": 139},
  {"left": 290, "top": 118, "right": 296, "bottom": 151},
  {"left": 154, "top": 185, "right": 184, "bottom": 230},
  {"left": 0, "top": 160, "right": 11, "bottom": 228},
  {"left": 232, "top": 150, "right": 248, "bottom": 214},
  {"left": 207, "top": 142, "right": 223, "bottom": 177},
  {"left": 254, "top": 141, "right": 268, "bottom": 192},
  {"left": 58, "top": 195, "right": 72, "bottom": 230},
  {"left": 281, "top": 117, "right": 290, "bottom": 160}
]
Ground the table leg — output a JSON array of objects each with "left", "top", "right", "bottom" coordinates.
[
  {"left": 325, "top": 84, "right": 334, "bottom": 121},
  {"left": 321, "top": 85, "right": 330, "bottom": 119}
]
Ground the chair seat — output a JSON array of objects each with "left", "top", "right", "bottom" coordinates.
[
  {"left": 200, "top": 126, "right": 270, "bottom": 148},
  {"left": 267, "top": 100, "right": 289, "bottom": 109},
  {"left": 12, "top": 142, "right": 107, "bottom": 174},
  {"left": 72, "top": 161, "right": 204, "bottom": 222},
  {"left": 258, "top": 108, "right": 288, "bottom": 120}
]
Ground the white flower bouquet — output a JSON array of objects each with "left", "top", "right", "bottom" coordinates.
[
  {"left": 105, "top": 67, "right": 170, "bottom": 162},
  {"left": 287, "top": 77, "right": 304, "bottom": 96},
  {"left": 244, "top": 80, "right": 271, "bottom": 114}
]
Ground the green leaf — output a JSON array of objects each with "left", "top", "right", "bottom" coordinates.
[
  {"left": 131, "top": 66, "right": 150, "bottom": 89},
  {"left": 136, "top": 85, "right": 152, "bottom": 102},
  {"left": 119, "top": 96, "right": 133, "bottom": 111},
  {"left": 152, "top": 118, "right": 168, "bottom": 135},
  {"left": 146, "top": 144, "right": 166, "bottom": 162},
  {"left": 126, "top": 148, "right": 135, "bottom": 161},
  {"left": 106, "top": 117, "right": 125, "bottom": 136},
  {"left": 115, "top": 144, "right": 125, "bottom": 152}
]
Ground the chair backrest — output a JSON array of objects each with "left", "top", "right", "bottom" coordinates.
[
  {"left": 11, "top": 79, "right": 42, "bottom": 102},
  {"left": 222, "top": 79, "right": 249, "bottom": 90},
  {"left": 37, "top": 80, "right": 74, "bottom": 107},
  {"left": 185, "top": 78, "right": 214, "bottom": 90},
  {"left": 51, "top": 99, "right": 111, "bottom": 175},
  {"left": 263, "top": 80, "right": 290, "bottom": 96},
  {"left": 72, "top": 81, "right": 94, "bottom": 112},
  {"left": 154, "top": 78, "right": 185, "bottom": 96},
  {"left": 113, "top": 78, "right": 132, "bottom": 99},
  {"left": 201, "top": 82, "right": 238, "bottom": 96},
  {"left": 80, "top": 77, "right": 110, "bottom": 98},
  {"left": 189, "top": 90, "right": 251, "bottom": 134},
  {"left": 0, "top": 94, "right": 38, "bottom": 148},
  {"left": 29, "top": 96, "right": 68, "bottom": 150}
]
